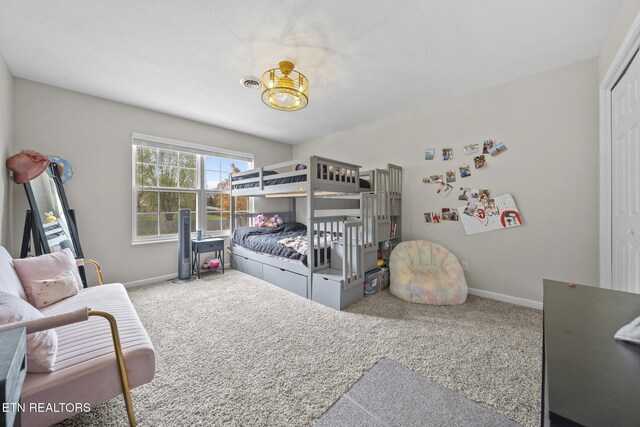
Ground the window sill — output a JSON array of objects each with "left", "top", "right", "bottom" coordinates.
[{"left": 131, "top": 231, "right": 231, "bottom": 246}]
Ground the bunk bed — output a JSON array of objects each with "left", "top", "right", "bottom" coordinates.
[
  {"left": 230, "top": 156, "right": 371, "bottom": 310},
  {"left": 229, "top": 158, "right": 402, "bottom": 310},
  {"left": 359, "top": 164, "right": 402, "bottom": 271}
]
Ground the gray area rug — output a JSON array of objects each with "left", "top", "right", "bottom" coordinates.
[
  {"left": 57, "top": 270, "right": 541, "bottom": 426},
  {"left": 314, "top": 358, "right": 520, "bottom": 426}
]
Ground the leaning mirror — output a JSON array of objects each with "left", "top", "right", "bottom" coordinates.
[{"left": 21, "top": 162, "right": 87, "bottom": 284}]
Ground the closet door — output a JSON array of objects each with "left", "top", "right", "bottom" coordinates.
[{"left": 612, "top": 50, "right": 640, "bottom": 293}]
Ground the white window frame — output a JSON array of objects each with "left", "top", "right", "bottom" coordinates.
[{"left": 131, "top": 133, "right": 254, "bottom": 244}]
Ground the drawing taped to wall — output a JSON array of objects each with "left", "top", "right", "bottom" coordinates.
[{"left": 457, "top": 193, "right": 523, "bottom": 235}]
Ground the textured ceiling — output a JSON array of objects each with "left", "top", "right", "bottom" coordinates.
[{"left": 0, "top": 0, "right": 621, "bottom": 144}]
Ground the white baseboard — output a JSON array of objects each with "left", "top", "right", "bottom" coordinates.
[
  {"left": 468, "top": 287, "right": 542, "bottom": 310},
  {"left": 124, "top": 273, "right": 177, "bottom": 288},
  {"left": 123, "top": 263, "right": 232, "bottom": 288}
]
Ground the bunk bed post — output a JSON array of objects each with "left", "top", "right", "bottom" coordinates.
[
  {"left": 259, "top": 167, "right": 264, "bottom": 191},
  {"left": 307, "top": 156, "right": 317, "bottom": 298},
  {"left": 230, "top": 193, "right": 235, "bottom": 231}
]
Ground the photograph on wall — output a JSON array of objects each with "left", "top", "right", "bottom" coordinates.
[
  {"left": 478, "top": 189, "right": 491, "bottom": 202},
  {"left": 441, "top": 208, "right": 460, "bottom": 221},
  {"left": 442, "top": 147, "right": 453, "bottom": 161},
  {"left": 457, "top": 193, "right": 523, "bottom": 235},
  {"left": 474, "top": 155, "right": 486, "bottom": 169},
  {"left": 425, "top": 147, "right": 435, "bottom": 160},
  {"left": 424, "top": 212, "right": 433, "bottom": 223},
  {"left": 482, "top": 139, "right": 496, "bottom": 154},
  {"left": 463, "top": 144, "right": 479, "bottom": 155},
  {"left": 423, "top": 174, "right": 444, "bottom": 184},
  {"left": 446, "top": 170, "right": 456, "bottom": 183},
  {"left": 459, "top": 164, "right": 472, "bottom": 178},
  {"left": 470, "top": 188, "right": 479, "bottom": 199},
  {"left": 432, "top": 212, "right": 441, "bottom": 223},
  {"left": 437, "top": 182, "right": 454, "bottom": 197},
  {"left": 488, "top": 143, "right": 507, "bottom": 157},
  {"left": 458, "top": 187, "right": 471, "bottom": 201}
]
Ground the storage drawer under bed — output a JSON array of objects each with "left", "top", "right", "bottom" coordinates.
[
  {"left": 262, "top": 264, "right": 308, "bottom": 298},
  {"left": 230, "top": 254, "right": 263, "bottom": 279},
  {"left": 311, "top": 276, "right": 363, "bottom": 310}
]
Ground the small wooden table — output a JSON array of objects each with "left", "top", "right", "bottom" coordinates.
[
  {"left": 191, "top": 238, "right": 224, "bottom": 279},
  {"left": 543, "top": 280, "right": 640, "bottom": 426},
  {"left": 1, "top": 327, "right": 27, "bottom": 427}
]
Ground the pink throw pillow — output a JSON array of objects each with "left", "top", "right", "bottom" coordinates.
[
  {"left": 13, "top": 249, "right": 83, "bottom": 306},
  {"left": 0, "top": 291, "right": 58, "bottom": 372},
  {"left": 29, "top": 270, "right": 79, "bottom": 309}
]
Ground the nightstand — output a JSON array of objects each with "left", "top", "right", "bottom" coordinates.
[
  {"left": 191, "top": 238, "right": 225, "bottom": 279},
  {"left": 1, "top": 327, "right": 27, "bottom": 427}
]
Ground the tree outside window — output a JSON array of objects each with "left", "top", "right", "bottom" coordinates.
[{"left": 134, "top": 144, "right": 251, "bottom": 241}]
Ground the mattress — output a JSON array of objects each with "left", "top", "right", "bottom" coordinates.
[
  {"left": 232, "top": 170, "right": 371, "bottom": 190},
  {"left": 231, "top": 222, "right": 329, "bottom": 266}
]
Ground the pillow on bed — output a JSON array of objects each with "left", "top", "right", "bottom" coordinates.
[{"left": 281, "top": 222, "right": 307, "bottom": 233}]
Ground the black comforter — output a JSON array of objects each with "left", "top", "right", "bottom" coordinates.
[{"left": 232, "top": 222, "right": 310, "bottom": 264}]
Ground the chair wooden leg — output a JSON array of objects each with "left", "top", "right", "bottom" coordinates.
[{"left": 88, "top": 310, "right": 137, "bottom": 427}]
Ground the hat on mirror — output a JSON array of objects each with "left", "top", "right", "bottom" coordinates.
[{"left": 6, "top": 150, "right": 51, "bottom": 184}]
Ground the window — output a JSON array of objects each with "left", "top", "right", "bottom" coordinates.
[{"left": 132, "top": 134, "right": 252, "bottom": 242}]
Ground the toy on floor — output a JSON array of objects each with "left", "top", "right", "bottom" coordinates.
[{"left": 201, "top": 257, "right": 220, "bottom": 270}]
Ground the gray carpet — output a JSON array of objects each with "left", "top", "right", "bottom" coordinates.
[
  {"left": 314, "top": 358, "right": 520, "bottom": 426},
  {"left": 57, "top": 270, "right": 542, "bottom": 427}
]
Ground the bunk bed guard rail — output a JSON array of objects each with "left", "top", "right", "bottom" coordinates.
[{"left": 310, "top": 217, "right": 364, "bottom": 287}]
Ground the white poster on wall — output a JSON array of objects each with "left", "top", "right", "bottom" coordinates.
[{"left": 457, "top": 193, "right": 523, "bottom": 235}]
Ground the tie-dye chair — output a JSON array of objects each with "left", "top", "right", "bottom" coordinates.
[{"left": 389, "top": 240, "right": 467, "bottom": 305}]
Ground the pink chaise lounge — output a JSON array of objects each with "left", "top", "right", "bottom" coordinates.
[{"left": 0, "top": 246, "right": 155, "bottom": 427}]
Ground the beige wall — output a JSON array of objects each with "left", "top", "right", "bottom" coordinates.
[
  {"left": 12, "top": 78, "right": 292, "bottom": 284},
  {"left": 294, "top": 59, "right": 600, "bottom": 304},
  {"left": 599, "top": 0, "right": 640, "bottom": 80},
  {"left": 0, "top": 54, "right": 12, "bottom": 248}
]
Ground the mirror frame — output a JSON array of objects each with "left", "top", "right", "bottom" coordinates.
[{"left": 21, "top": 162, "right": 87, "bottom": 286}]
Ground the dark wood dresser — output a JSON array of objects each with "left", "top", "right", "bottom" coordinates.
[{"left": 543, "top": 280, "right": 640, "bottom": 426}]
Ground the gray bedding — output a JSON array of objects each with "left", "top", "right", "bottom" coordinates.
[{"left": 232, "top": 222, "right": 329, "bottom": 266}]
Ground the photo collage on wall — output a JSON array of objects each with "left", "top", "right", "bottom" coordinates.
[{"left": 423, "top": 139, "right": 520, "bottom": 234}]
